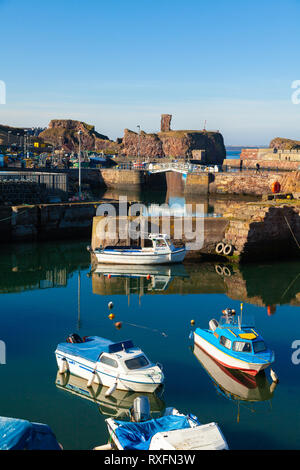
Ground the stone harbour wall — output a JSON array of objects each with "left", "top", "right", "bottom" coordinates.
[
  {"left": 222, "top": 202, "right": 300, "bottom": 261},
  {"left": 100, "top": 169, "right": 144, "bottom": 189},
  {"left": 209, "top": 172, "right": 286, "bottom": 196},
  {"left": 225, "top": 158, "right": 300, "bottom": 171},
  {"left": 184, "top": 171, "right": 287, "bottom": 196}
]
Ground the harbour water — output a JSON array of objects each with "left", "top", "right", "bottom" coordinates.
[{"left": 0, "top": 239, "right": 300, "bottom": 449}]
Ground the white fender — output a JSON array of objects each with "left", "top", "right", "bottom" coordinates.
[
  {"left": 105, "top": 376, "right": 119, "bottom": 397},
  {"left": 59, "top": 357, "right": 68, "bottom": 374},
  {"left": 87, "top": 370, "right": 97, "bottom": 387}
]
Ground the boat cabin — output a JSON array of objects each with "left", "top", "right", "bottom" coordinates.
[
  {"left": 209, "top": 312, "right": 269, "bottom": 356},
  {"left": 99, "top": 349, "right": 151, "bottom": 373},
  {"left": 57, "top": 336, "right": 153, "bottom": 373},
  {"left": 148, "top": 233, "right": 174, "bottom": 251}
]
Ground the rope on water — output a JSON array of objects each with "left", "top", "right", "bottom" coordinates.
[
  {"left": 122, "top": 321, "right": 168, "bottom": 338},
  {"left": 283, "top": 215, "right": 300, "bottom": 250},
  {"left": 280, "top": 271, "right": 300, "bottom": 300},
  {"left": 0, "top": 208, "right": 30, "bottom": 223}
]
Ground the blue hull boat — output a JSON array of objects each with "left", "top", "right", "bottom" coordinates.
[{"left": 193, "top": 307, "right": 275, "bottom": 376}]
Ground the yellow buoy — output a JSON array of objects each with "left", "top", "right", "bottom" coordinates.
[
  {"left": 108, "top": 313, "right": 115, "bottom": 320},
  {"left": 190, "top": 319, "right": 195, "bottom": 326}
]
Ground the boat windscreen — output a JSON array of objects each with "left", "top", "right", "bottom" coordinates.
[
  {"left": 253, "top": 341, "right": 267, "bottom": 353},
  {"left": 219, "top": 313, "right": 255, "bottom": 329},
  {"left": 125, "top": 355, "right": 149, "bottom": 370},
  {"left": 108, "top": 340, "right": 134, "bottom": 353}
]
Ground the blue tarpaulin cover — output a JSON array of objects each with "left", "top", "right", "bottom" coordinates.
[
  {"left": 56, "top": 336, "right": 114, "bottom": 362},
  {"left": 0, "top": 417, "right": 61, "bottom": 450},
  {"left": 113, "top": 415, "right": 192, "bottom": 450}
]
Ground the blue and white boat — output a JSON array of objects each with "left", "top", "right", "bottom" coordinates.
[
  {"left": 104, "top": 397, "right": 228, "bottom": 450},
  {"left": 193, "top": 308, "right": 275, "bottom": 376},
  {"left": 0, "top": 417, "right": 62, "bottom": 450},
  {"left": 55, "top": 334, "right": 164, "bottom": 394},
  {"left": 92, "top": 233, "right": 186, "bottom": 265}
]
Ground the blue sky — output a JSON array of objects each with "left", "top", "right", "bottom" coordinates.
[{"left": 0, "top": 0, "right": 300, "bottom": 145}]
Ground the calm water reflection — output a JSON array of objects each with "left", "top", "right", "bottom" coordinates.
[{"left": 0, "top": 240, "right": 299, "bottom": 449}]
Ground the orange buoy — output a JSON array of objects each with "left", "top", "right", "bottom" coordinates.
[
  {"left": 108, "top": 274, "right": 111, "bottom": 279},
  {"left": 267, "top": 305, "right": 276, "bottom": 316},
  {"left": 271, "top": 181, "right": 281, "bottom": 194},
  {"left": 115, "top": 321, "right": 122, "bottom": 329},
  {"left": 146, "top": 274, "right": 151, "bottom": 280},
  {"left": 108, "top": 313, "right": 115, "bottom": 320}
]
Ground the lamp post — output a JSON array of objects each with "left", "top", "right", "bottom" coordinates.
[
  {"left": 137, "top": 125, "right": 140, "bottom": 162},
  {"left": 24, "top": 130, "right": 27, "bottom": 158},
  {"left": 78, "top": 130, "right": 82, "bottom": 199}
]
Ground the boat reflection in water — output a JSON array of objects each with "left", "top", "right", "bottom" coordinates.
[
  {"left": 192, "top": 344, "right": 277, "bottom": 421},
  {"left": 91, "top": 263, "right": 189, "bottom": 295},
  {"left": 55, "top": 372, "right": 165, "bottom": 420}
]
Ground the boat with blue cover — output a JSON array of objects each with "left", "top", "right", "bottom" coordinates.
[
  {"left": 55, "top": 334, "right": 164, "bottom": 393},
  {"left": 105, "top": 397, "right": 228, "bottom": 450},
  {"left": 0, "top": 416, "right": 61, "bottom": 450},
  {"left": 193, "top": 307, "right": 275, "bottom": 376}
]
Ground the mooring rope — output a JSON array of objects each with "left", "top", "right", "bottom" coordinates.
[
  {"left": 283, "top": 215, "right": 300, "bottom": 250},
  {"left": 0, "top": 208, "right": 30, "bottom": 223},
  {"left": 121, "top": 321, "right": 168, "bottom": 337}
]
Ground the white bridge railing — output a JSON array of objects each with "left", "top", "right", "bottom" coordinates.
[{"left": 146, "top": 162, "right": 221, "bottom": 174}]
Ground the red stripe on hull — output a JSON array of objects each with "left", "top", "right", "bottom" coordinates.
[
  {"left": 194, "top": 338, "right": 261, "bottom": 376},
  {"left": 194, "top": 343, "right": 258, "bottom": 386}
]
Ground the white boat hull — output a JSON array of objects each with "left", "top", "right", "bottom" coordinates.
[
  {"left": 94, "top": 249, "right": 186, "bottom": 265},
  {"left": 194, "top": 332, "right": 269, "bottom": 376},
  {"left": 55, "top": 351, "right": 162, "bottom": 393},
  {"left": 106, "top": 418, "right": 228, "bottom": 450}
]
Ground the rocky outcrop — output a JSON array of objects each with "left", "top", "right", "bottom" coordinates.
[
  {"left": 270, "top": 137, "right": 300, "bottom": 150},
  {"left": 2, "top": 116, "right": 226, "bottom": 164},
  {"left": 161, "top": 114, "right": 172, "bottom": 132},
  {"left": 122, "top": 129, "right": 164, "bottom": 158},
  {"left": 39, "top": 120, "right": 119, "bottom": 153},
  {"left": 159, "top": 130, "right": 225, "bottom": 162},
  {"left": 121, "top": 128, "right": 226, "bottom": 163}
]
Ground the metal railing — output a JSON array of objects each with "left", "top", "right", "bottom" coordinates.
[{"left": 0, "top": 171, "right": 68, "bottom": 192}]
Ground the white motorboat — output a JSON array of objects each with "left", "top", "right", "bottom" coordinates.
[
  {"left": 90, "top": 233, "right": 186, "bottom": 265},
  {"left": 104, "top": 397, "right": 228, "bottom": 450},
  {"left": 55, "top": 334, "right": 164, "bottom": 394}
]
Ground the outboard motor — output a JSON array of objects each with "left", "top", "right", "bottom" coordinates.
[
  {"left": 131, "top": 397, "right": 151, "bottom": 423},
  {"left": 66, "top": 333, "right": 83, "bottom": 344},
  {"left": 223, "top": 308, "right": 236, "bottom": 317}
]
